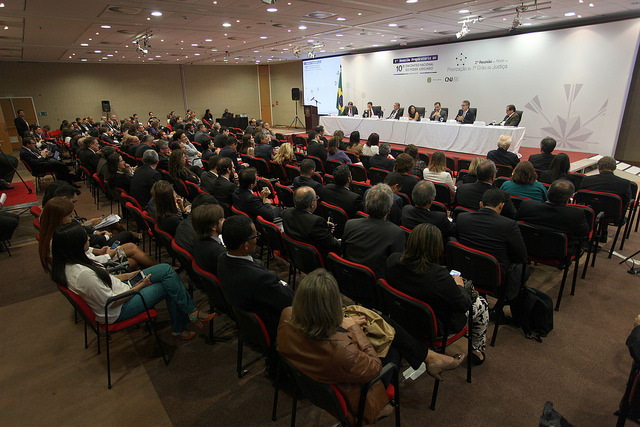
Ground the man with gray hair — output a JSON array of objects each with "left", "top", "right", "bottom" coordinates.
[
  {"left": 368, "top": 142, "right": 395, "bottom": 171},
  {"left": 131, "top": 149, "right": 161, "bottom": 208},
  {"left": 155, "top": 139, "right": 171, "bottom": 171},
  {"left": 282, "top": 186, "right": 341, "bottom": 259},
  {"left": 342, "top": 183, "right": 406, "bottom": 278},
  {"left": 402, "top": 180, "right": 455, "bottom": 239},
  {"left": 487, "top": 135, "right": 519, "bottom": 169},
  {"left": 455, "top": 159, "right": 517, "bottom": 218},
  {"left": 135, "top": 134, "right": 155, "bottom": 159}
]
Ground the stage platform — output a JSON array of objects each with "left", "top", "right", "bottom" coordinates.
[{"left": 0, "top": 180, "right": 37, "bottom": 213}]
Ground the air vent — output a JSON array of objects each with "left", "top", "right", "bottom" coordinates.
[
  {"left": 488, "top": 6, "right": 515, "bottom": 12},
  {"left": 227, "top": 36, "right": 243, "bottom": 40},
  {"left": 305, "top": 11, "right": 336, "bottom": 19},
  {"left": 107, "top": 6, "right": 143, "bottom": 15},
  {"left": 272, "top": 23, "right": 289, "bottom": 28},
  {"left": 432, "top": 30, "right": 456, "bottom": 35},
  {"left": 99, "top": 41, "right": 120, "bottom": 45},
  {"left": 117, "top": 29, "right": 139, "bottom": 35}
]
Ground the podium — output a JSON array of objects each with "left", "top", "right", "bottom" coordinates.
[{"left": 304, "top": 105, "right": 318, "bottom": 132}]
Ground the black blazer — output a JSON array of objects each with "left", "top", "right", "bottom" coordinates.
[
  {"left": 135, "top": 144, "right": 153, "bottom": 160},
  {"left": 580, "top": 171, "right": 633, "bottom": 210},
  {"left": 232, "top": 187, "right": 276, "bottom": 222},
  {"left": 254, "top": 143, "right": 273, "bottom": 162},
  {"left": 78, "top": 148, "right": 100, "bottom": 174},
  {"left": 219, "top": 146, "right": 240, "bottom": 171},
  {"left": 386, "top": 253, "right": 471, "bottom": 334},
  {"left": 401, "top": 205, "right": 455, "bottom": 240},
  {"left": 429, "top": 109, "right": 448, "bottom": 122},
  {"left": 192, "top": 237, "right": 226, "bottom": 275},
  {"left": 211, "top": 176, "right": 237, "bottom": 206},
  {"left": 528, "top": 153, "right": 556, "bottom": 171},
  {"left": 341, "top": 106, "right": 359, "bottom": 116},
  {"left": 456, "top": 108, "right": 475, "bottom": 124},
  {"left": 487, "top": 148, "right": 520, "bottom": 169},
  {"left": 342, "top": 217, "right": 406, "bottom": 278},
  {"left": 387, "top": 108, "right": 404, "bottom": 120},
  {"left": 108, "top": 172, "right": 132, "bottom": 194},
  {"left": 200, "top": 171, "right": 218, "bottom": 195},
  {"left": 516, "top": 200, "right": 589, "bottom": 254},
  {"left": 292, "top": 175, "right": 324, "bottom": 198},
  {"left": 217, "top": 254, "right": 294, "bottom": 341},
  {"left": 157, "top": 155, "right": 169, "bottom": 172},
  {"left": 130, "top": 165, "right": 161, "bottom": 209},
  {"left": 307, "top": 141, "right": 327, "bottom": 162},
  {"left": 282, "top": 208, "right": 341, "bottom": 258},
  {"left": 14, "top": 117, "right": 29, "bottom": 138},
  {"left": 368, "top": 154, "right": 394, "bottom": 172},
  {"left": 455, "top": 181, "right": 517, "bottom": 219},
  {"left": 399, "top": 174, "right": 419, "bottom": 200},
  {"left": 321, "top": 184, "right": 362, "bottom": 219},
  {"left": 362, "top": 108, "right": 382, "bottom": 118}
]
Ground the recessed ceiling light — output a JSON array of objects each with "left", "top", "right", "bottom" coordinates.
[
  {"left": 102, "top": 57, "right": 108, "bottom": 59},
  {"left": 388, "top": 23, "right": 397, "bottom": 27},
  {"left": 254, "top": 50, "right": 259, "bottom": 52},
  {"left": 2, "top": 25, "right": 7, "bottom": 30},
  {"left": 236, "top": 20, "right": 240, "bottom": 22},
  {"left": 336, "top": 34, "right": 343, "bottom": 37},
  {"left": 155, "top": 55, "right": 161, "bottom": 57},
  {"left": 194, "top": 53, "right": 200, "bottom": 55},
  {"left": 107, "top": 54, "right": 113, "bottom": 57},
  {"left": 459, "top": 9, "right": 469, "bottom": 13},
  {"left": 308, "top": 39, "right": 314, "bottom": 42},
  {"left": 81, "top": 58, "right": 87, "bottom": 61},
  {"left": 88, "top": 38, "right": 92, "bottom": 41},
  {"left": 522, "top": 22, "right": 532, "bottom": 26},
  {"left": 94, "top": 50, "right": 101, "bottom": 53},
  {"left": 101, "top": 25, "right": 111, "bottom": 29},
  {"left": 298, "top": 25, "right": 307, "bottom": 29},
  {"left": 68, "top": 56, "right": 72, "bottom": 59},
  {"left": 211, "top": 49, "right": 218, "bottom": 51},
  {"left": 564, "top": 11, "right": 576, "bottom": 16},
  {"left": 319, "top": 49, "right": 325, "bottom": 52},
  {"left": 339, "top": 46, "right": 345, "bottom": 49},
  {"left": 151, "top": 11, "right": 163, "bottom": 16},
  {"left": 589, "top": 2, "right": 594, "bottom": 6},
  {"left": 336, "top": 17, "right": 346, "bottom": 21},
  {"left": 146, "top": 17, "right": 150, "bottom": 20},
  {"left": 260, "top": 36, "right": 268, "bottom": 39},
  {"left": 205, "top": 38, "right": 212, "bottom": 42},
  {"left": 267, "top": 7, "right": 277, "bottom": 12},
  {"left": 191, "top": 43, "right": 198, "bottom": 46},
  {"left": 213, "top": 1, "right": 217, "bottom": 4},
  {"left": 222, "top": 22, "right": 232, "bottom": 27},
  {"left": 390, "top": 39, "right": 397, "bottom": 42},
  {"left": 406, "top": 0, "right": 417, "bottom": 3},
  {"left": 0, "top": 3, "right": 4, "bottom": 7},
  {"left": 372, "top": 44, "right": 379, "bottom": 47}
]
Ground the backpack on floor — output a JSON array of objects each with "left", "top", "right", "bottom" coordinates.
[{"left": 511, "top": 286, "right": 554, "bottom": 342}]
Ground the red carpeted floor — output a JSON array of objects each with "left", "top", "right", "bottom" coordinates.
[{"left": 1, "top": 180, "right": 36, "bottom": 208}]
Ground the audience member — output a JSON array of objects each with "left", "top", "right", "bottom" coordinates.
[
  {"left": 369, "top": 143, "right": 395, "bottom": 172},
  {"left": 219, "top": 136, "right": 243, "bottom": 171},
  {"left": 292, "top": 159, "right": 323, "bottom": 197},
  {"left": 458, "top": 157, "right": 483, "bottom": 185},
  {"left": 539, "top": 153, "right": 581, "bottom": 189},
  {"left": 20, "top": 137, "right": 78, "bottom": 186},
  {"left": 455, "top": 160, "right": 517, "bottom": 218},
  {"left": 528, "top": 137, "right": 557, "bottom": 170},
  {"left": 105, "top": 153, "right": 133, "bottom": 193},
  {"left": 273, "top": 142, "right": 297, "bottom": 166},
  {"left": 191, "top": 203, "right": 226, "bottom": 275},
  {"left": 487, "top": 135, "right": 520, "bottom": 169},
  {"left": 153, "top": 180, "right": 188, "bottom": 237},
  {"left": 402, "top": 180, "right": 455, "bottom": 239},
  {"left": 362, "top": 133, "right": 380, "bottom": 157},
  {"left": 211, "top": 157, "right": 237, "bottom": 206},
  {"left": 363, "top": 172, "right": 404, "bottom": 225},
  {"left": 306, "top": 131, "right": 327, "bottom": 163},
  {"left": 327, "top": 136, "right": 351, "bottom": 164},
  {"left": 346, "top": 131, "right": 362, "bottom": 156},
  {"left": 174, "top": 193, "right": 219, "bottom": 255},
  {"left": 500, "top": 161, "right": 547, "bottom": 202},
  {"left": 321, "top": 164, "right": 362, "bottom": 218},
  {"left": 423, "top": 151, "right": 455, "bottom": 192},
  {"left": 214, "top": 126, "right": 230, "bottom": 149},
  {"left": 200, "top": 155, "right": 220, "bottom": 194},
  {"left": 394, "top": 153, "right": 419, "bottom": 198},
  {"left": 404, "top": 144, "right": 427, "bottom": 176},
  {"left": 78, "top": 136, "right": 101, "bottom": 174},
  {"left": 135, "top": 135, "right": 155, "bottom": 159},
  {"left": 253, "top": 133, "right": 273, "bottom": 162},
  {"left": 169, "top": 149, "right": 200, "bottom": 184},
  {"left": 232, "top": 167, "right": 281, "bottom": 222}
]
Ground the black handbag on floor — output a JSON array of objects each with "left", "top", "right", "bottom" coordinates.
[{"left": 511, "top": 286, "right": 554, "bottom": 342}]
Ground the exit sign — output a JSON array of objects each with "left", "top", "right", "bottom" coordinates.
[{"left": 39, "top": 112, "right": 47, "bottom": 116}]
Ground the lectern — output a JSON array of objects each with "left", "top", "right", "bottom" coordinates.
[{"left": 304, "top": 105, "right": 318, "bottom": 132}]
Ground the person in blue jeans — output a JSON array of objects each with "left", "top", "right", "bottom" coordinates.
[{"left": 51, "top": 222, "right": 213, "bottom": 340}]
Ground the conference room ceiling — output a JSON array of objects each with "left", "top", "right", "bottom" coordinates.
[{"left": 0, "top": 0, "right": 639, "bottom": 65}]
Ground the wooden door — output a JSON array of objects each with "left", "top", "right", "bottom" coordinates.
[
  {"left": 0, "top": 97, "right": 37, "bottom": 150},
  {"left": 0, "top": 103, "right": 11, "bottom": 155},
  {"left": 258, "top": 65, "right": 272, "bottom": 125}
]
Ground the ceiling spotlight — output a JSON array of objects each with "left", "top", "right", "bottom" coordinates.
[
  {"left": 261, "top": 0, "right": 276, "bottom": 4},
  {"left": 0, "top": 3, "right": 4, "bottom": 7},
  {"left": 336, "top": 17, "right": 346, "bottom": 21},
  {"left": 222, "top": 22, "right": 232, "bottom": 27},
  {"left": 3, "top": 25, "right": 8, "bottom": 30},
  {"left": 151, "top": 11, "right": 163, "bottom": 16},
  {"left": 456, "top": 23, "right": 470, "bottom": 39},
  {"left": 101, "top": 25, "right": 111, "bottom": 29},
  {"left": 298, "top": 25, "right": 307, "bottom": 30},
  {"left": 267, "top": 7, "right": 277, "bottom": 12},
  {"left": 80, "top": 43, "right": 89, "bottom": 46}
]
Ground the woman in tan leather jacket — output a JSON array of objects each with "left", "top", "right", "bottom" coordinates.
[{"left": 277, "top": 269, "right": 462, "bottom": 425}]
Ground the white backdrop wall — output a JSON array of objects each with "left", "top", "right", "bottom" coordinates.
[{"left": 328, "top": 19, "right": 640, "bottom": 155}]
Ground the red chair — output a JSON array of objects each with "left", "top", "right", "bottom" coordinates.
[
  {"left": 57, "top": 284, "right": 168, "bottom": 389},
  {"left": 574, "top": 189, "right": 625, "bottom": 259},
  {"left": 282, "top": 233, "right": 324, "bottom": 288},
  {"left": 326, "top": 252, "right": 380, "bottom": 311}
]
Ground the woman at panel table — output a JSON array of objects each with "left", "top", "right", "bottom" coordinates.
[
  {"left": 51, "top": 222, "right": 213, "bottom": 340},
  {"left": 407, "top": 105, "right": 421, "bottom": 121}
]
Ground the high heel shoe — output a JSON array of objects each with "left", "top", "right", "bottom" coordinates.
[
  {"left": 172, "top": 330, "right": 196, "bottom": 341},
  {"left": 427, "top": 353, "right": 464, "bottom": 381},
  {"left": 188, "top": 307, "right": 216, "bottom": 328},
  {"left": 470, "top": 351, "right": 485, "bottom": 366}
]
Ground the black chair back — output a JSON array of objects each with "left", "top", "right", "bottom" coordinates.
[
  {"left": 251, "top": 157, "right": 272, "bottom": 178},
  {"left": 325, "top": 159, "right": 343, "bottom": 175},
  {"left": 359, "top": 155, "right": 371, "bottom": 170},
  {"left": 445, "top": 241, "right": 501, "bottom": 295},
  {"left": 457, "top": 159, "right": 471, "bottom": 172},
  {"left": 192, "top": 262, "right": 235, "bottom": 321},
  {"left": 368, "top": 167, "right": 389, "bottom": 186},
  {"left": 319, "top": 201, "right": 349, "bottom": 237},
  {"left": 431, "top": 181, "right": 454, "bottom": 207},
  {"left": 274, "top": 183, "right": 294, "bottom": 208},
  {"left": 326, "top": 252, "right": 380, "bottom": 310},
  {"left": 495, "top": 164, "right": 513, "bottom": 178},
  {"left": 350, "top": 181, "right": 371, "bottom": 198},
  {"left": 269, "top": 161, "right": 289, "bottom": 184},
  {"left": 285, "top": 164, "right": 301, "bottom": 183},
  {"left": 282, "top": 234, "right": 324, "bottom": 275},
  {"left": 306, "top": 155, "right": 325, "bottom": 174},
  {"left": 348, "top": 163, "right": 368, "bottom": 183}
]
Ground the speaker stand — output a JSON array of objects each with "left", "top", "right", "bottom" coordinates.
[{"left": 289, "top": 101, "right": 304, "bottom": 129}]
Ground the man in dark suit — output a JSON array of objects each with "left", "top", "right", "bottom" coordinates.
[
  {"left": 213, "top": 126, "right": 230, "bottom": 149},
  {"left": 487, "top": 135, "right": 520, "bottom": 169},
  {"left": 368, "top": 143, "right": 395, "bottom": 172},
  {"left": 184, "top": 123, "right": 196, "bottom": 142},
  {"left": 14, "top": 109, "right": 29, "bottom": 138},
  {"left": 194, "top": 123, "right": 212, "bottom": 147},
  {"left": 306, "top": 131, "right": 327, "bottom": 164},
  {"left": 501, "top": 104, "right": 521, "bottom": 127},
  {"left": 218, "top": 215, "right": 294, "bottom": 341},
  {"left": 456, "top": 189, "right": 528, "bottom": 300},
  {"left": 20, "top": 137, "right": 77, "bottom": 185},
  {"left": 219, "top": 136, "right": 242, "bottom": 171},
  {"left": 455, "top": 159, "right": 517, "bottom": 218},
  {"left": 402, "top": 180, "right": 455, "bottom": 239},
  {"left": 528, "top": 137, "right": 557, "bottom": 170},
  {"left": 244, "top": 118, "right": 257, "bottom": 135},
  {"left": 363, "top": 172, "right": 403, "bottom": 225},
  {"left": 429, "top": 102, "right": 448, "bottom": 122},
  {"left": 342, "top": 183, "right": 406, "bottom": 278},
  {"left": 517, "top": 180, "right": 589, "bottom": 255},
  {"left": 155, "top": 139, "right": 171, "bottom": 171},
  {"left": 200, "top": 155, "right": 220, "bottom": 194},
  {"left": 292, "top": 159, "right": 323, "bottom": 198},
  {"left": 362, "top": 102, "right": 382, "bottom": 118},
  {"left": 78, "top": 136, "right": 101, "bottom": 174},
  {"left": 211, "top": 157, "right": 237, "bottom": 205},
  {"left": 130, "top": 149, "right": 161, "bottom": 209},
  {"left": 341, "top": 102, "right": 358, "bottom": 117},
  {"left": 315, "top": 125, "right": 328, "bottom": 146},
  {"left": 321, "top": 164, "right": 362, "bottom": 218},
  {"left": 99, "top": 126, "right": 116, "bottom": 145},
  {"left": 253, "top": 133, "right": 273, "bottom": 162},
  {"left": 135, "top": 135, "right": 155, "bottom": 159},
  {"left": 387, "top": 102, "right": 403, "bottom": 120},
  {"left": 456, "top": 100, "right": 475, "bottom": 124},
  {"left": 191, "top": 203, "right": 227, "bottom": 274},
  {"left": 232, "top": 167, "right": 281, "bottom": 222},
  {"left": 282, "top": 186, "right": 341, "bottom": 259}
]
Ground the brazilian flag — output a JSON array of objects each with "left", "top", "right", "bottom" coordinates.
[{"left": 336, "top": 66, "right": 344, "bottom": 114}]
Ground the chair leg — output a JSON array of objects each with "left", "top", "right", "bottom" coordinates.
[
  {"left": 237, "top": 338, "right": 245, "bottom": 378},
  {"left": 272, "top": 358, "right": 280, "bottom": 421},
  {"left": 429, "top": 379, "right": 440, "bottom": 410},
  {"left": 106, "top": 330, "right": 112, "bottom": 389},
  {"left": 570, "top": 257, "right": 580, "bottom": 296},
  {"left": 609, "top": 224, "right": 623, "bottom": 259},
  {"left": 83, "top": 321, "right": 88, "bottom": 349},
  {"left": 490, "top": 299, "right": 504, "bottom": 347},
  {"left": 582, "top": 240, "right": 594, "bottom": 280},
  {"left": 554, "top": 266, "right": 570, "bottom": 311},
  {"left": 290, "top": 386, "right": 298, "bottom": 427},
  {"left": 467, "top": 313, "right": 473, "bottom": 383}
]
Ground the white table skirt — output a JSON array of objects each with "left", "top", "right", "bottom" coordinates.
[{"left": 320, "top": 116, "right": 526, "bottom": 156}]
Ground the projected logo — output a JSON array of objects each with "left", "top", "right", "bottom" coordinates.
[
  {"left": 456, "top": 53, "right": 467, "bottom": 66},
  {"left": 427, "top": 77, "right": 432, "bottom": 83},
  {"left": 525, "top": 83, "right": 607, "bottom": 150}
]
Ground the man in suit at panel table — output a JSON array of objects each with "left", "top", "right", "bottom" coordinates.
[
  {"left": 232, "top": 167, "right": 282, "bottom": 222},
  {"left": 501, "top": 104, "right": 521, "bottom": 127},
  {"left": 455, "top": 159, "right": 517, "bottom": 219},
  {"left": 200, "top": 155, "right": 220, "bottom": 195},
  {"left": 487, "top": 135, "right": 520, "bottom": 170},
  {"left": 218, "top": 215, "right": 294, "bottom": 342},
  {"left": 429, "top": 102, "right": 448, "bottom": 122},
  {"left": 282, "top": 186, "right": 341, "bottom": 259},
  {"left": 456, "top": 100, "right": 475, "bottom": 124},
  {"left": 341, "top": 101, "right": 359, "bottom": 117},
  {"left": 362, "top": 102, "right": 382, "bottom": 118},
  {"left": 517, "top": 180, "right": 589, "bottom": 256},
  {"left": 211, "top": 157, "right": 237, "bottom": 206},
  {"left": 387, "top": 102, "right": 403, "bottom": 120},
  {"left": 527, "top": 137, "right": 557, "bottom": 171},
  {"left": 14, "top": 109, "right": 29, "bottom": 138},
  {"left": 402, "top": 180, "right": 455, "bottom": 240},
  {"left": 456, "top": 189, "right": 528, "bottom": 301},
  {"left": 342, "top": 183, "right": 406, "bottom": 279},
  {"left": 130, "top": 149, "right": 161, "bottom": 209},
  {"left": 321, "top": 164, "right": 362, "bottom": 219},
  {"left": 292, "top": 159, "right": 323, "bottom": 198}
]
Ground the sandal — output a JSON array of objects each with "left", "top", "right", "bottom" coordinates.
[
  {"left": 172, "top": 330, "right": 196, "bottom": 341},
  {"left": 188, "top": 306, "right": 216, "bottom": 328}
]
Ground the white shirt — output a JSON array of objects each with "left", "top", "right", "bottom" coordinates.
[
  {"left": 362, "top": 145, "right": 379, "bottom": 157},
  {"left": 423, "top": 169, "right": 456, "bottom": 192},
  {"left": 65, "top": 264, "right": 130, "bottom": 324}
]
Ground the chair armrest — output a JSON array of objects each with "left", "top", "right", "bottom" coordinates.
[
  {"left": 104, "top": 289, "right": 153, "bottom": 323},
  {"left": 356, "top": 363, "right": 398, "bottom": 426}
]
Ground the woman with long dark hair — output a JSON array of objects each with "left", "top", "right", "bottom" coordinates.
[
  {"left": 407, "top": 105, "right": 420, "bottom": 121},
  {"left": 153, "top": 180, "right": 188, "bottom": 236},
  {"left": 169, "top": 148, "right": 199, "bottom": 184},
  {"left": 362, "top": 132, "right": 380, "bottom": 157},
  {"left": 51, "top": 222, "right": 212, "bottom": 339},
  {"left": 105, "top": 153, "right": 133, "bottom": 193}
]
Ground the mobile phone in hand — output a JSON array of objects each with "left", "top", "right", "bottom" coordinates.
[
  {"left": 128, "top": 271, "right": 146, "bottom": 286},
  {"left": 110, "top": 240, "right": 120, "bottom": 250}
]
